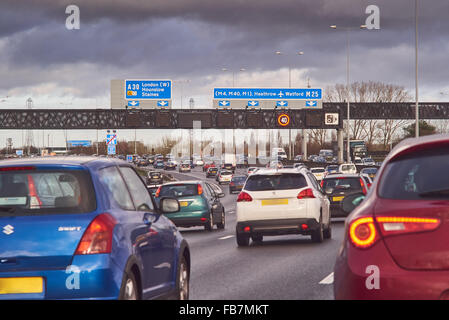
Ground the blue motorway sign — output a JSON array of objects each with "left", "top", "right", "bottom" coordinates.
[
  {"left": 107, "top": 145, "right": 116, "bottom": 155},
  {"left": 126, "top": 154, "right": 133, "bottom": 162},
  {"left": 67, "top": 140, "right": 92, "bottom": 147},
  {"left": 127, "top": 100, "right": 140, "bottom": 107},
  {"left": 106, "top": 134, "right": 117, "bottom": 145},
  {"left": 16, "top": 149, "right": 23, "bottom": 156},
  {"left": 214, "top": 88, "right": 322, "bottom": 100},
  {"left": 276, "top": 101, "right": 288, "bottom": 107},
  {"left": 125, "top": 80, "right": 172, "bottom": 100},
  {"left": 218, "top": 100, "right": 230, "bottom": 107},
  {"left": 157, "top": 101, "right": 169, "bottom": 107},
  {"left": 305, "top": 100, "right": 318, "bottom": 107},
  {"left": 247, "top": 100, "right": 259, "bottom": 107}
]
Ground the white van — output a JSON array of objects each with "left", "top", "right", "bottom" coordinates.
[{"left": 338, "top": 163, "right": 357, "bottom": 174}]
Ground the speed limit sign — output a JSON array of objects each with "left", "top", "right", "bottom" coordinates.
[{"left": 277, "top": 114, "right": 290, "bottom": 127}]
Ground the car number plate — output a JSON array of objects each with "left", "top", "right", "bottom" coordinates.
[
  {"left": 261, "top": 199, "right": 288, "bottom": 206},
  {"left": 0, "top": 277, "right": 43, "bottom": 294},
  {"left": 179, "top": 201, "right": 189, "bottom": 207},
  {"left": 333, "top": 196, "right": 344, "bottom": 202}
]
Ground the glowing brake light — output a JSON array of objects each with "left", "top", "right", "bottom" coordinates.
[
  {"left": 155, "top": 186, "right": 161, "bottom": 198},
  {"left": 349, "top": 216, "right": 441, "bottom": 249},
  {"left": 359, "top": 178, "right": 367, "bottom": 195},
  {"left": 197, "top": 184, "right": 203, "bottom": 195},
  {"left": 75, "top": 213, "right": 117, "bottom": 255},
  {"left": 297, "top": 188, "right": 315, "bottom": 199},
  {"left": 237, "top": 191, "right": 253, "bottom": 202},
  {"left": 376, "top": 216, "right": 440, "bottom": 236},
  {"left": 27, "top": 175, "right": 42, "bottom": 209},
  {"left": 349, "top": 217, "right": 378, "bottom": 249}
]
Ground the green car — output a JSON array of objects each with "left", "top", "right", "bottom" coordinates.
[{"left": 155, "top": 181, "right": 226, "bottom": 231}]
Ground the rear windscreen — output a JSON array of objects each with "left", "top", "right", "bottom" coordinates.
[
  {"left": 245, "top": 173, "right": 307, "bottom": 191},
  {"left": 311, "top": 169, "right": 325, "bottom": 173},
  {"left": 0, "top": 169, "right": 96, "bottom": 216},
  {"left": 232, "top": 176, "right": 246, "bottom": 183},
  {"left": 322, "top": 178, "right": 362, "bottom": 192},
  {"left": 159, "top": 184, "right": 198, "bottom": 197},
  {"left": 379, "top": 150, "right": 449, "bottom": 200},
  {"left": 150, "top": 173, "right": 161, "bottom": 178}
]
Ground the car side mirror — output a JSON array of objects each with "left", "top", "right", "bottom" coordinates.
[
  {"left": 341, "top": 193, "right": 366, "bottom": 214},
  {"left": 160, "top": 197, "right": 180, "bottom": 214}
]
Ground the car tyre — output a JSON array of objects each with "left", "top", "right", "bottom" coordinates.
[
  {"left": 311, "top": 214, "right": 324, "bottom": 243},
  {"left": 236, "top": 232, "right": 250, "bottom": 247},
  {"left": 119, "top": 271, "right": 139, "bottom": 300},
  {"left": 175, "top": 255, "right": 189, "bottom": 300},
  {"left": 216, "top": 209, "right": 225, "bottom": 229},
  {"left": 251, "top": 235, "right": 263, "bottom": 243},
  {"left": 324, "top": 217, "right": 332, "bottom": 239},
  {"left": 204, "top": 213, "right": 214, "bottom": 231}
]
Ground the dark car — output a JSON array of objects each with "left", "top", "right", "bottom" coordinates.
[
  {"left": 360, "top": 167, "right": 378, "bottom": 180},
  {"left": 0, "top": 157, "right": 189, "bottom": 300},
  {"left": 229, "top": 175, "right": 246, "bottom": 194},
  {"left": 146, "top": 171, "right": 163, "bottom": 185},
  {"left": 153, "top": 160, "right": 165, "bottom": 169},
  {"left": 154, "top": 181, "right": 225, "bottom": 231},
  {"left": 320, "top": 174, "right": 368, "bottom": 217},
  {"left": 164, "top": 161, "right": 177, "bottom": 170},
  {"left": 206, "top": 167, "right": 218, "bottom": 178}
]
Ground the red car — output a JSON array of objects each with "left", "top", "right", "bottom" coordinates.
[
  {"left": 334, "top": 134, "right": 449, "bottom": 300},
  {"left": 203, "top": 161, "right": 216, "bottom": 172}
]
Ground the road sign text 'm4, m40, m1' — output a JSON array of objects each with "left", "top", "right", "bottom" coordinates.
[
  {"left": 125, "top": 80, "right": 172, "bottom": 100},
  {"left": 214, "top": 88, "right": 322, "bottom": 100}
]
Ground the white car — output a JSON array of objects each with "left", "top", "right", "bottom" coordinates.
[
  {"left": 235, "top": 168, "right": 331, "bottom": 246},
  {"left": 195, "top": 159, "right": 205, "bottom": 166},
  {"left": 216, "top": 170, "right": 233, "bottom": 184},
  {"left": 247, "top": 167, "right": 259, "bottom": 175},
  {"left": 310, "top": 167, "right": 326, "bottom": 181},
  {"left": 339, "top": 163, "right": 357, "bottom": 174},
  {"left": 362, "top": 158, "right": 375, "bottom": 166}
]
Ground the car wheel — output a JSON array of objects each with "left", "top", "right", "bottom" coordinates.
[
  {"left": 217, "top": 209, "right": 225, "bottom": 229},
  {"left": 251, "top": 235, "right": 263, "bottom": 243},
  {"left": 324, "top": 216, "right": 332, "bottom": 239},
  {"left": 175, "top": 255, "right": 189, "bottom": 300},
  {"left": 204, "top": 213, "right": 214, "bottom": 231},
  {"left": 119, "top": 271, "right": 139, "bottom": 300},
  {"left": 311, "top": 214, "right": 324, "bottom": 243},
  {"left": 236, "top": 232, "right": 250, "bottom": 247}
]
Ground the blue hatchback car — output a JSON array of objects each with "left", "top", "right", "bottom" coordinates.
[{"left": 0, "top": 157, "right": 190, "bottom": 300}]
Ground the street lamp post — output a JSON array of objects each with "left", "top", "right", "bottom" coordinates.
[
  {"left": 330, "top": 24, "right": 366, "bottom": 163},
  {"left": 275, "top": 50, "right": 304, "bottom": 160}
]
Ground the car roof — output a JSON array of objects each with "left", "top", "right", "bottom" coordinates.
[
  {"left": 251, "top": 168, "right": 305, "bottom": 175},
  {"left": 323, "top": 174, "right": 361, "bottom": 179},
  {"left": 0, "top": 156, "right": 127, "bottom": 169}
]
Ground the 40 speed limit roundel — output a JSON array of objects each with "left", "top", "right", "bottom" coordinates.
[{"left": 277, "top": 114, "right": 290, "bottom": 127}]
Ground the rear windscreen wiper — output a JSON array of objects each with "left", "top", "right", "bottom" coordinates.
[{"left": 419, "top": 189, "right": 449, "bottom": 197}]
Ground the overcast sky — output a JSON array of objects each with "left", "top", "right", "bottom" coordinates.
[{"left": 0, "top": 0, "right": 448, "bottom": 148}]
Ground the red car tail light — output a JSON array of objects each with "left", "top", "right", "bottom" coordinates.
[
  {"left": 359, "top": 178, "right": 367, "bottom": 195},
  {"left": 155, "top": 186, "right": 161, "bottom": 197},
  {"left": 237, "top": 191, "right": 253, "bottom": 202},
  {"left": 197, "top": 184, "right": 203, "bottom": 195},
  {"left": 75, "top": 213, "right": 117, "bottom": 255},
  {"left": 297, "top": 188, "right": 315, "bottom": 199},
  {"left": 349, "top": 217, "right": 378, "bottom": 249},
  {"left": 27, "top": 174, "right": 42, "bottom": 209},
  {"left": 376, "top": 216, "right": 441, "bottom": 236}
]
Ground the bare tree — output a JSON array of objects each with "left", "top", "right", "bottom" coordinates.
[{"left": 325, "top": 81, "right": 412, "bottom": 149}]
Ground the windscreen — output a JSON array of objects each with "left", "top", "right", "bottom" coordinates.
[
  {"left": 220, "top": 171, "right": 232, "bottom": 176},
  {"left": 232, "top": 176, "right": 247, "bottom": 183},
  {"left": 322, "top": 178, "right": 362, "bottom": 192},
  {"left": 159, "top": 184, "right": 198, "bottom": 198},
  {"left": 0, "top": 168, "right": 96, "bottom": 216},
  {"left": 379, "top": 150, "right": 449, "bottom": 200},
  {"left": 245, "top": 173, "right": 307, "bottom": 191},
  {"left": 311, "top": 168, "right": 325, "bottom": 173}
]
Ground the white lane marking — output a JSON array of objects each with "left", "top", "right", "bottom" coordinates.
[
  {"left": 319, "top": 272, "right": 334, "bottom": 285},
  {"left": 218, "top": 235, "right": 235, "bottom": 240}
]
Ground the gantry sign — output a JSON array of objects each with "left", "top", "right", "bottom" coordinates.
[{"left": 0, "top": 102, "right": 448, "bottom": 130}]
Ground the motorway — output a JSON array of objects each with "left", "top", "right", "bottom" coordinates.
[{"left": 161, "top": 166, "right": 346, "bottom": 300}]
